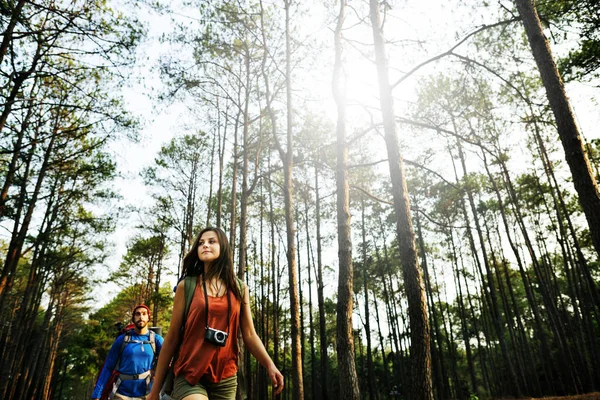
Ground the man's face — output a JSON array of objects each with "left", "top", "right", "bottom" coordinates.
[{"left": 133, "top": 307, "right": 149, "bottom": 329}]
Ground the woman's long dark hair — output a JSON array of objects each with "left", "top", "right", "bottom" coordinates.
[{"left": 181, "top": 227, "right": 243, "bottom": 302}]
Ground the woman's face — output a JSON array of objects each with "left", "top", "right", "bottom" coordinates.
[{"left": 197, "top": 230, "right": 221, "bottom": 267}]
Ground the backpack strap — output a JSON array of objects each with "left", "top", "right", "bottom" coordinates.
[
  {"left": 236, "top": 277, "right": 245, "bottom": 293},
  {"left": 236, "top": 277, "right": 246, "bottom": 309},
  {"left": 117, "top": 370, "right": 153, "bottom": 394},
  {"left": 184, "top": 276, "right": 196, "bottom": 322},
  {"left": 114, "top": 330, "right": 133, "bottom": 371},
  {"left": 172, "top": 276, "right": 196, "bottom": 353},
  {"left": 108, "top": 330, "right": 132, "bottom": 399},
  {"left": 120, "top": 329, "right": 155, "bottom": 346},
  {"left": 166, "top": 276, "right": 196, "bottom": 367},
  {"left": 118, "top": 370, "right": 152, "bottom": 380},
  {"left": 116, "top": 330, "right": 155, "bottom": 360},
  {"left": 148, "top": 330, "right": 156, "bottom": 354}
]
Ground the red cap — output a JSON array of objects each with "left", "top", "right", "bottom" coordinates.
[{"left": 132, "top": 304, "right": 151, "bottom": 318}]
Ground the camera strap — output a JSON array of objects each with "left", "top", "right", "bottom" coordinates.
[{"left": 202, "top": 278, "right": 231, "bottom": 333}]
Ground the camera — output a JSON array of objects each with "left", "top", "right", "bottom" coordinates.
[{"left": 205, "top": 327, "right": 228, "bottom": 346}]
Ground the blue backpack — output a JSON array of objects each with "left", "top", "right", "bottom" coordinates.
[{"left": 100, "top": 329, "right": 157, "bottom": 400}]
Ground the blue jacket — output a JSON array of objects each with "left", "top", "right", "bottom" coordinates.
[{"left": 92, "top": 330, "right": 164, "bottom": 398}]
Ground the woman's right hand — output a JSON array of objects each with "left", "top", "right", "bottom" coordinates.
[{"left": 146, "top": 382, "right": 163, "bottom": 400}]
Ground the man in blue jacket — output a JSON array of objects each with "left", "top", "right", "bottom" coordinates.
[{"left": 92, "top": 304, "right": 164, "bottom": 400}]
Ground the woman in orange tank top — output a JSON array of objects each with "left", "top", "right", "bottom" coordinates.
[{"left": 148, "top": 227, "right": 284, "bottom": 400}]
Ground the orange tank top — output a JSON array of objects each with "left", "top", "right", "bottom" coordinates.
[{"left": 174, "top": 277, "right": 241, "bottom": 384}]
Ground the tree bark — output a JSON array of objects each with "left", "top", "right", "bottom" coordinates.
[
  {"left": 448, "top": 231, "right": 478, "bottom": 396},
  {"left": 368, "top": 2, "right": 433, "bottom": 399},
  {"left": 0, "top": 0, "right": 27, "bottom": 66},
  {"left": 237, "top": 49, "right": 252, "bottom": 396},
  {"left": 361, "top": 199, "right": 377, "bottom": 400},
  {"left": 228, "top": 77, "right": 241, "bottom": 262},
  {"left": 416, "top": 209, "right": 449, "bottom": 399},
  {"left": 283, "top": 2, "right": 303, "bottom": 398},
  {"left": 332, "top": 1, "right": 360, "bottom": 398},
  {"left": 217, "top": 106, "right": 228, "bottom": 229},
  {"left": 514, "top": 0, "right": 600, "bottom": 258},
  {"left": 267, "top": 154, "right": 281, "bottom": 393},
  {"left": 314, "top": 163, "right": 329, "bottom": 400},
  {"left": 305, "top": 198, "right": 317, "bottom": 400}
]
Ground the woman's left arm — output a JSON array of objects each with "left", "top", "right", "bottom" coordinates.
[{"left": 240, "top": 285, "right": 284, "bottom": 395}]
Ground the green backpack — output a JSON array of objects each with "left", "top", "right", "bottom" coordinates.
[{"left": 182, "top": 275, "right": 245, "bottom": 317}]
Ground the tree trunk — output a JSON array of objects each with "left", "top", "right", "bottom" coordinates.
[
  {"left": 283, "top": 3, "right": 303, "bottom": 398},
  {"left": 0, "top": 0, "right": 27, "bottom": 66},
  {"left": 217, "top": 106, "right": 228, "bottom": 229},
  {"left": 237, "top": 42, "right": 252, "bottom": 280},
  {"left": 332, "top": 1, "right": 360, "bottom": 398},
  {"left": 433, "top": 259, "right": 461, "bottom": 399},
  {"left": 206, "top": 117, "right": 217, "bottom": 227},
  {"left": 267, "top": 154, "right": 281, "bottom": 395},
  {"left": 305, "top": 199, "right": 317, "bottom": 400},
  {"left": 296, "top": 212, "right": 306, "bottom": 389},
  {"left": 416, "top": 209, "right": 449, "bottom": 400},
  {"left": 229, "top": 85, "right": 241, "bottom": 262},
  {"left": 361, "top": 199, "right": 377, "bottom": 400},
  {"left": 372, "top": 282, "right": 390, "bottom": 397},
  {"left": 0, "top": 77, "right": 39, "bottom": 219},
  {"left": 484, "top": 214, "right": 529, "bottom": 394},
  {"left": 258, "top": 186, "right": 267, "bottom": 400},
  {"left": 456, "top": 140, "right": 520, "bottom": 397},
  {"left": 448, "top": 231, "right": 478, "bottom": 396},
  {"left": 514, "top": 0, "right": 600, "bottom": 258},
  {"left": 368, "top": 2, "right": 433, "bottom": 399},
  {"left": 376, "top": 226, "right": 403, "bottom": 388},
  {"left": 459, "top": 254, "right": 493, "bottom": 395},
  {"left": 236, "top": 41, "right": 253, "bottom": 400},
  {"left": 314, "top": 163, "right": 329, "bottom": 400},
  {"left": 0, "top": 38, "right": 42, "bottom": 137},
  {"left": 1, "top": 176, "right": 61, "bottom": 398}
]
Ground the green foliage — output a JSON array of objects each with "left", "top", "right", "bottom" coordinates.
[
  {"left": 515, "top": 172, "right": 551, "bottom": 210},
  {"left": 537, "top": 0, "right": 600, "bottom": 82},
  {"left": 141, "top": 132, "right": 213, "bottom": 259},
  {"left": 111, "top": 235, "right": 170, "bottom": 300}
]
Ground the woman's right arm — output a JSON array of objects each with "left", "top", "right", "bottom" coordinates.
[{"left": 147, "top": 280, "right": 186, "bottom": 400}]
